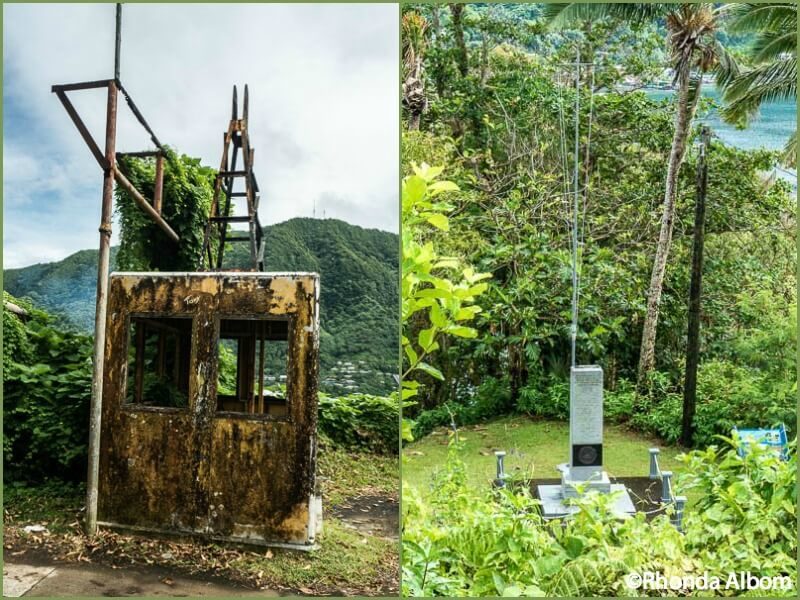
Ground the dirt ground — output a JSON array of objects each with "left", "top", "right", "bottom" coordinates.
[
  {"left": 3, "top": 493, "right": 399, "bottom": 597},
  {"left": 331, "top": 494, "right": 399, "bottom": 539}
]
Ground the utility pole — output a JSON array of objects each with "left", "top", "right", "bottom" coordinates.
[
  {"left": 85, "top": 3, "right": 122, "bottom": 537},
  {"left": 54, "top": 4, "right": 174, "bottom": 535},
  {"left": 681, "top": 126, "right": 710, "bottom": 447}
]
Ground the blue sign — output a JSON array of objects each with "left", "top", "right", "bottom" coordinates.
[{"left": 732, "top": 424, "right": 788, "bottom": 460}]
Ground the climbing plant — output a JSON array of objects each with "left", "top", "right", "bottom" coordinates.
[{"left": 115, "top": 147, "right": 217, "bottom": 271}]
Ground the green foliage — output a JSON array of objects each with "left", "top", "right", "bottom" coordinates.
[
  {"left": 3, "top": 294, "right": 93, "bottom": 482},
  {"left": 633, "top": 360, "right": 796, "bottom": 448},
  {"left": 216, "top": 342, "right": 237, "bottom": 396},
  {"left": 517, "top": 375, "right": 570, "bottom": 419},
  {"left": 678, "top": 438, "right": 797, "bottom": 579},
  {"left": 318, "top": 392, "right": 400, "bottom": 454},
  {"left": 400, "top": 7, "right": 795, "bottom": 442},
  {"left": 413, "top": 377, "right": 512, "bottom": 438},
  {"left": 115, "top": 148, "right": 216, "bottom": 271},
  {"left": 403, "top": 438, "right": 797, "bottom": 596},
  {"left": 721, "top": 2, "right": 797, "bottom": 164},
  {"left": 401, "top": 162, "right": 490, "bottom": 425}
]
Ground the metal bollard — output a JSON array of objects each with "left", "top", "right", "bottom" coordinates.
[
  {"left": 648, "top": 448, "right": 660, "bottom": 480},
  {"left": 672, "top": 495, "right": 687, "bottom": 531},
  {"left": 494, "top": 450, "right": 507, "bottom": 488},
  {"left": 660, "top": 471, "right": 673, "bottom": 505}
]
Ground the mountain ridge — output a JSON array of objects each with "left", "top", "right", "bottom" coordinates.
[{"left": 4, "top": 217, "right": 399, "bottom": 395}]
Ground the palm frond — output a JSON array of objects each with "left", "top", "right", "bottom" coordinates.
[
  {"left": 722, "top": 56, "right": 797, "bottom": 123},
  {"left": 713, "top": 40, "right": 741, "bottom": 89},
  {"left": 666, "top": 4, "right": 719, "bottom": 84},
  {"left": 724, "top": 2, "right": 797, "bottom": 35},
  {"left": 752, "top": 30, "right": 797, "bottom": 63},
  {"left": 542, "top": 2, "right": 672, "bottom": 30},
  {"left": 687, "top": 74, "right": 703, "bottom": 107}
]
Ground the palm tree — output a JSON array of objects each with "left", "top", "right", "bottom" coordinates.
[
  {"left": 402, "top": 12, "right": 429, "bottom": 131},
  {"left": 544, "top": 4, "right": 736, "bottom": 389},
  {"left": 720, "top": 3, "right": 797, "bottom": 165}
]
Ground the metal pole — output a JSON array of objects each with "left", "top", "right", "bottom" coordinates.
[
  {"left": 114, "top": 4, "right": 122, "bottom": 80},
  {"left": 86, "top": 80, "right": 118, "bottom": 536},
  {"left": 494, "top": 451, "right": 506, "bottom": 488},
  {"left": 648, "top": 447, "right": 660, "bottom": 480},
  {"left": 570, "top": 47, "right": 581, "bottom": 367}
]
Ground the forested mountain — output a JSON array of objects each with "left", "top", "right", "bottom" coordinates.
[{"left": 3, "top": 218, "right": 399, "bottom": 394}]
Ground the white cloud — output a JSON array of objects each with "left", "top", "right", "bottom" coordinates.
[{"left": 3, "top": 3, "right": 398, "bottom": 269}]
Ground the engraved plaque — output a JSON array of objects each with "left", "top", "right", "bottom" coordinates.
[{"left": 569, "top": 365, "right": 604, "bottom": 474}]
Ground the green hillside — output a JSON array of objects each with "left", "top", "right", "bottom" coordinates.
[{"left": 3, "top": 218, "right": 398, "bottom": 395}]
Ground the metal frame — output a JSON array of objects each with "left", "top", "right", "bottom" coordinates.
[{"left": 200, "top": 85, "right": 264, "bottom": 271}]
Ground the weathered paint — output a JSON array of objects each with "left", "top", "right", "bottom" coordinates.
[{"left": 98, "top": 272, "right": 320, "bottom": 547}]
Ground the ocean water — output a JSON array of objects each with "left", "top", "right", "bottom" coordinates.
[
  {"left": 647, "top": 87, "right": 796, "bottom": 186},
  {"left": 647, "top": 86, "right": 796, "bottom": 152}
]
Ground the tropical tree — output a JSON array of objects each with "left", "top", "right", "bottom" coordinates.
[
  {"left": 402, "top": 11, "right": 429, "bottom": 131},
  {"left": 544, "top": 3, "right": 737, "bottom": 390},
  {"left": 721, "top": 2, "right": 797, "bottom": 165}
]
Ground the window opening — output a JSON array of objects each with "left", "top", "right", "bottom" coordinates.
[
  {"left": 126, "top": 316, "right": 192, "bottom": 408},
  {"left": 216, "top": 318, "right": 289, "bottom": 416}
]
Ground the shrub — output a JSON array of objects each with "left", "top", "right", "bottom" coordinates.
[
  {"left": 403, "top": 437, "right": 797, "bottom": 596},
  {"left": 412, "top": 377, "right": 511, "bottom": 438},
  {"left": 517, "top": 375, "right": 569, "bottom": 419},
  {"left": 3, "top": 297, "right": 93, "bottom": 482},
  {"left": 678, "top": 438, "right": 797, "bottom": 578},
  {"left": 632, "top": 361, "right": 794, "bottom": 447},
  {"left": 318, "top": 392, "right": 399, "bottom": 454},
  {"left": 603, "top": 380, "right": 637, "bottom": 421}
]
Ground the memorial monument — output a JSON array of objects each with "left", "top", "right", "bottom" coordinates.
[{"left": 537, "top": 364, "right": 635, "bottom": 518}]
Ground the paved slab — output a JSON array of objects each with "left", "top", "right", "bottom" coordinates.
[
  {"left": 3, "top": 560, "right": 279, "bottom": 597},
  {"left": 537, "top": 483, "right": 636, "bottom": 519},
  {"left": 3, "top": 563, "right": 56, "bottom": 597}
]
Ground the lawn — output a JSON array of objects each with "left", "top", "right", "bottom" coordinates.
[
  {"left": 3, "top": 444, "right": 399, "bottom": 596},
  {"left": 403, "top": 416, "right": 686, "bottom": 496}
]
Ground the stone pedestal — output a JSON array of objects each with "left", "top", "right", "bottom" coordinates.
[
  {"left": 562, "top": 365, "right": 608, "bottom": 494},
  {"left": 561, "top": 470, "right": 611, "bottom": 497}
]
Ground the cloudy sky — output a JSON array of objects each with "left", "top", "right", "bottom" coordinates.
[{"left": 3, "top": 3, "right": 398, "bottom": 269}]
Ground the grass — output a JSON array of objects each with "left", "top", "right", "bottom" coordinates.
[
  {"left": 3, "top": 481, "right": 85, "bottom": 534},
  {"left": 403, "top": 416, "right": 686, "bottom": 496},
  {"left": 317, "top": 441, "right": 398, "bottom": 506},
  {"left": 4, "top": 445, "right": 399, "bottom": 595},
  {"left": 230, "top": 520, "right": 396, "bottom": 594}
]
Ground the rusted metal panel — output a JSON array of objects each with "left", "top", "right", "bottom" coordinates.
[{"left": 98, "top": 272, "right": 320, "bottom": 547}]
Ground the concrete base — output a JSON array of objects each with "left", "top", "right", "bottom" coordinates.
[
  {"left": 538, "top": 484, "right": 636, "bottom": 519},
  {"left": 561, "top": 470, "right": 611, "bottom": 497},
  {"left": 97, "top": 521, "right": 319, "bottom": 552},
  {"left": 3, "top": 559, "right": 277, "bottom": 597}
]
